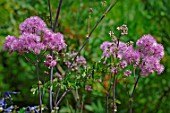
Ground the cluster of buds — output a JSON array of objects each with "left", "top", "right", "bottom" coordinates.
[
  {"left": 117, "top": 24, "right": 128, "bottom": 35},
  {"left": 64, "top": 52, "right": 86, "bottom": 71},
  {"left": 85, "top": 85, "right": 92, "bottom": 92},
  {"left": 44, "top": 54, "right": 58, "bottom": 68}
]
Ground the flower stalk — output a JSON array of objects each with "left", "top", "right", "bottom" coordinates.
[
  {"left": 130, "top": 74, "right": 141, "bottom": 113},
  {"left": 35, "top": 55, "right": 42, "bottom": 113}
]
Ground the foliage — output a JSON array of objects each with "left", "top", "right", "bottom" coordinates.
[{"left": 0, "top": 0, "right": 170, "bottom": 113}]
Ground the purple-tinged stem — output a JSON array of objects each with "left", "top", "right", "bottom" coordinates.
[
  {"left": 52, "top": 0, "right": 63, "bottom": 32},
  {"left": 48, "top": 0, "right": 53, "bottom": 29},
  {"left": 48, "top": 0, "right": 63, "bottom": 110},
  {"left": 49, "top": 50, "right": 54, "bottom": 111},
  {"left": 48, "top": 0, "right": 53, "bottom": 111},
  {"left": 36, "top": 55, "right": 42, "bottom": 113},
  {"left": 54, "top": 87, "right": 60, "bottom": 106},
  {"left": 55, "top": 88, "right": 71, "bottom": 107},
  {"left": 47, "top": 0, "right": 54, "bottom": 110}
]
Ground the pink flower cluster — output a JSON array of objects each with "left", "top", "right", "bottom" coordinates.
[
  {"left": 100, "top": 41, "right": 140, "bottom": 65},
  {"left": 101, "top": 34, "right": 164, "bottom": 76},
  {"left": 137, "top": 35, "right": 164, "bottom": 76},
  {"left": 4, "top": 16, "right": 67, "bottom": 54},
  {"left": 19, "top": 16, "right": 46, "bottom": 35}
]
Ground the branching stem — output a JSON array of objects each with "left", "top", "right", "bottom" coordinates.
[
  {"left": 64, "top": 0, "right": 119, "bottom": 78},
  {"left": 48, "top": 0, "right": 53, "bottom": 29},
  {"left": 48, "top": 0, "right": 63, "bottom": 110},
  {"left": 54, "top": 0, "right": 119, "bottom": 108},
  {"left": 52, "top": 0, "right": 63, "bottom": 32}
]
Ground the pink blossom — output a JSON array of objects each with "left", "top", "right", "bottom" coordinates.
[
  {"left": 139, "top": 56, "right": 163, "bottom": 76},
  {"left": 19, "top": 16, "right": 46, "bottom": 35},
  {"left": 124, "top": 70, "right": 131, "bottom": 76},
  {"left": 3, "top": 35, "right": 20, "bottom": 53},
  {"left": 100, "top": 41, "right": 114, "bottom": 58},
  {"left": 137, "top": 34, "right": 164, "bottom": 75},
  {"left": 42, "top": 29, "right": 67, "bottom": 52},
  {"left": 50, "top": 60, "right": 57, "bottom": 67},
  {"left": 117, "top": 61, "right": 127, "bottom": 69},
  {"left": 19, "top": 33, "right": 45, "bottom": 54},
  {"left": 122, "top": 46, "right": 140, "bottom": 65},
  {"left": 111, "top": 67, "right": 117, "bottom": 74}
]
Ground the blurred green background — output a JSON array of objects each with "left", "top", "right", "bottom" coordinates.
[{"left": 0, "top": 0, "right": 170, "bottom": 113}]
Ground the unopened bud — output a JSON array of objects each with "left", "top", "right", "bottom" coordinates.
[
  {"left": 117, "top": 24, "right": 128, "bottom": 35},
  {"left": 89, "top": 8, "right": 93, "bottom": 13}
]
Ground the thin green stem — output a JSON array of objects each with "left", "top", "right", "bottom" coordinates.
[
  {"left": 112, "top": 30, "right": 121, "bottom": 113},
  {"left": 80, "top": 97, "right": 84, "bottom": 113},
  {"left": 106, "top": 73, "right": 113, "bottom": 113},
  {"left": 112, "top": 74, "right": 117, "bottom": 113},
  {"left": 130, "top": 74, "right": 141, "bottom": 113},
  {"left": 155, "top": 85, "right": 170, "bottom": 112}
]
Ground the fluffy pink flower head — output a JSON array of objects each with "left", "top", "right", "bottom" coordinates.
[
  {"left": 100, "top": 41, "right": 128, "bottom": 59},
  {"left": 19, "top": 33, "right": 45, "bottom": 54},
  {"left": 139, "top": 56, "right": 164, "bottom": 76},
  {"left": 100, "top": 41, "right": 114, "bottom": 58},
  {"left": 122, "top": 46, "right": 140, "bottom": 65},
  {"left": 42, "top": 29, "right": 67, "bottom": 52},
  {"left": 3, "top": 36, "right": 20, "bottom": 53},
  {"left": 19, "top": 16, "right": 46, "bottom": 35},
  {"left": 150, "top": 43, "right": 164, "bottom": 59},
  {"left": 136, "top": 34, "right": 164, "bottom": 59},
  {"left": 136, "top": 34, "right": 156, "bottom": 49},
  {"left": 4, "top": 16, "right": 67, "bottom": 55},
  {"left": 137, "top": 34, "right": 164, "bottom": 75}
]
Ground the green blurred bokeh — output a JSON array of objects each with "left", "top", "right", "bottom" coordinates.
[{"left": 0, "top": 0, "right": 170, "bottom": 112}]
